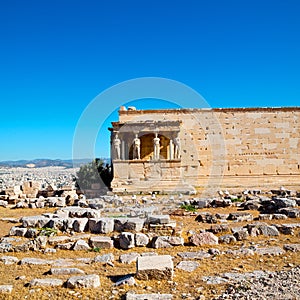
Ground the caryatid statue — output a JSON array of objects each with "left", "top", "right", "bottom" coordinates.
[
  {"left": 153, "top": 132, "right": 160, "bottom": 160},
  {"left": 133, "top": 133, "right": 141, "bottom": 159},
  {"left": 113, "top": 133, "right": 121, "bottom": 160},
  {"left": 174, "top": 134, "right": 181, "bottom": 159}
]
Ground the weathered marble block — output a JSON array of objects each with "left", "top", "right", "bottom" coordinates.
[{"left": 136, "top": 255, "right": 174, "bottom": 280}]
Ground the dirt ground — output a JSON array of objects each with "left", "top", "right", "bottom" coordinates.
[{"left": 0, "top": 206, "right": 299, "bottom": 300}]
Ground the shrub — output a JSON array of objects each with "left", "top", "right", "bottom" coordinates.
[{"left": 180, "top": 204, "right": 197, "bottom": 212}]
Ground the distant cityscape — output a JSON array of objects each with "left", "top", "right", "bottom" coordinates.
[{"left": 0, "top": 158, "right": 110, "bottom": 202}]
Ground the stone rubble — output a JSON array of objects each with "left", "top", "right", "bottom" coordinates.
[
  {"left": 0, "top": 187, "right": 298, "bottom": 298},
  {"left": 214, "top": 267, "right": 300, "bottom": 300}
]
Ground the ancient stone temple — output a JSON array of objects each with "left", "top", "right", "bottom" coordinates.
[{"left": 109, "top": 106, "right": 300, "bottom": 194}]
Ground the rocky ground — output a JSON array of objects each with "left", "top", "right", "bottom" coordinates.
[
  {"left": 214, "top": 266, "right": 300, "bottom": 300},
  {"left": 0, "top": 191, "right": 299, "bottom": 299}
]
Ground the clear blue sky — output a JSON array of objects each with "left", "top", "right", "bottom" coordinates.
[{"left": 0, "top": 0, "right": 299, "bottom": 160}]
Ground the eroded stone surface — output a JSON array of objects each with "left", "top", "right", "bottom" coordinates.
[
  {"left": 176, "top": 261, "right": 199, "bottom": 272},
  {"left": 119, "top": 252, "right": 140, "bottom": 264},
  {"left": 151, "top": 236, "right": 184, "bottom": 248},
  {"left": 0, "top": 285, "right": 13, "bottom": 293},
  {"left": 50, "top": 268, "right": 85, "bottom": 275},
  {"left": 66, "top": 274, "right": 100, "bottom": 289},
  {"left": 189, "top": 232, "right": 218, "bottom": 246},
  {"left": 177, "top": 251, "right": 211, "bottom": 260},
  {"left": 29, "top": 278, "right": 63, "bottom": 287},
  {"left": 136, "top": 255, "right": 173, "bottom": 280},
  {"left": 89, "top": 236, "right": 114, "bottom": 249}
]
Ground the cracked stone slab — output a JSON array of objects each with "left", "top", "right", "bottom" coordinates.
[
  {"left": 176, "top": 261, "right": 199, "bottom": 272},
  {"left": 254, "top": 246, "right": 285, "bottom": 256},
  {"left": 177, "top": 251, "right": 211, "bottom": 260},
  {"left": 93, "top": 253, "right": 114, "bottom": 264},
  {"left": 136, "top": 255, "right": 174, "bottom": 280},
  {"left": 19, "top": 258, "right": 53, "bottom": 265},
  {"left": 119, "top": 252, "right": 140, "bottom": 264},
  {"left": 66, "top": 274, "right": 100, "bottom": 289},
  {"left": 50, "top": 268, "right": 85, "bottom": 275},
  {"left": 29, "top": 278, "right": 63, "bottom": 287}
]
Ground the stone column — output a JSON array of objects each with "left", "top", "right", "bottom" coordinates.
[
  {"left": 133, "top": 133, "right": 141, "bottom": 160},
  {"left": 121, "top": 139, "right": 125, "bottom": 160},
  {"left": 153, "top": 133, "right": 160, "bottom": 160},
  {"left": 113, "top": 133, "right": 121, "bottom": 160},
  {"left": 169, "top": 139, "right": 174, "bottom": 160},
  {"left": 174, "top": 134, "right": 181, "bottom": 159}
]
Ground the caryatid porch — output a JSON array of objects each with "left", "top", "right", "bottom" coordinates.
[{"left": 109, "top": 120, "right": 194, "bottom": 194}]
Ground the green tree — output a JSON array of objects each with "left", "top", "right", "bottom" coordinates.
[{"left": 75, "top": 159, "right": 112, "bottom": 192}]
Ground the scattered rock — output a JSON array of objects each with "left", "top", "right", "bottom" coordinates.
[
  {"left": 119, "top": 232, "right": 135, "bottom": 250},
  {"left": 176, "top": 261, "right": 199, "bottom": 272},
  {"left": 232, "top": 228, "right": 249, "bottom": 241},
  {"left": 0, "top": 285, "right": 13, "bottom": 293},
  {"left": 219, "top": 235, "right": 236, "bottom": 244},
  {"left": 72, "top": 240, "right": 90, "bottom": 251},
  {"left": 19, "top": 258, "right": 52, "bottom": 265},
  {"left": 189, "top": 232, "right": 218, "bottom": 246},
  {"left": 151, "top": 236, "right": 184, "bottom": 248},
  {"left": 258, "top": 224, "right": 280, "bottom": 236},
  {"left": 29, "top": 278, "right": 63, "bottom": 287},
  {"left": 66, "top": 274, "right": 100, "bottom": 289},
  {"left": 226, "top": 248, "right": 255, "bottom": 256},
  {"left": 136, "top": 255, "right": 174, "bottom": 280},
  {"left": 119, "top": 252, "right": 140, "bottom": 264},
  {"left": 208, "top": 224, "right": 229, "bottom": 234},
  {"left": 114, "top": 275, "right": 136, "bottom": 286},
  {"left": 147, "top": 215, "right": 170, "bottom": 225},
  {"left": 0, "top": 256, "right": 19, "bottom": 265},
  {"left": 254, "top": 246, "right": 285, "bottom": 256},
  {"left": 93, "top": 253, "right": 114, "bottom": 264},
  {"left": 89, "top": 236, "right": 113, "bottom": 249},
  {"left": 135, "top": 233, "right": 149, "bottom": 247},
  {"left": 195, "top": 212, "right": 217, "bottom": 223},
  {"left": 228, "top": 212, "right": 253, "bottom": 222},
  {"left": 50, "top": 268, "right": 85, "bottom": 275},
  {"left": 278, "top": 208, "right": 300, "bottom": 218},
  {"left": 177, "top": 251, "right": 211, "bottom": 260}
]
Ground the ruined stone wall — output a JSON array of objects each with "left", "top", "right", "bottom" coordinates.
[{"left": 117, "top": 107, "right": 300, "bottom": 191}]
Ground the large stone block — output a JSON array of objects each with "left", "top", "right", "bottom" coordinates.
[
  {"left": 21, "top": 216, "right": 50, "bottom": 228},
  {"left": 72, "top": 218, "right": 89, "bottom": 232},
  {"left": 136, "top": 255, "right": 174, "bottom": 280},
  {"left": 135, "top": 233, "right": 149, "bottom": 247},
  {"left": 29, "top": 278, "right": 63, "bottom": 287},
  {"left": 151, "top": 236, "right": 184, "bottom": 248},
  {"left": 66, "top": 274, "right": 100, "bottom": 289},
  {"left": 189, "top": 232, "right": 218, "bottom": 246},
  {"left": 88, "top": 218, "right": 114, "bottom": 234},
  {"left": 89, "top": 236, "right": 114, "bottom": 249},
  {"left": 119, "top": 232, "right": 135, "bottom": 250}
]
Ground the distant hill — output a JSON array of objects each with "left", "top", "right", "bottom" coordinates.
[{"left": 0, "top": 158, "right": 110, "bottom": 168}]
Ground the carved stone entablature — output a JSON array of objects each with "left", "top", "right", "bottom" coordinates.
[{"left": 110, "top": 120, "right": 181, "bottom": 134}]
